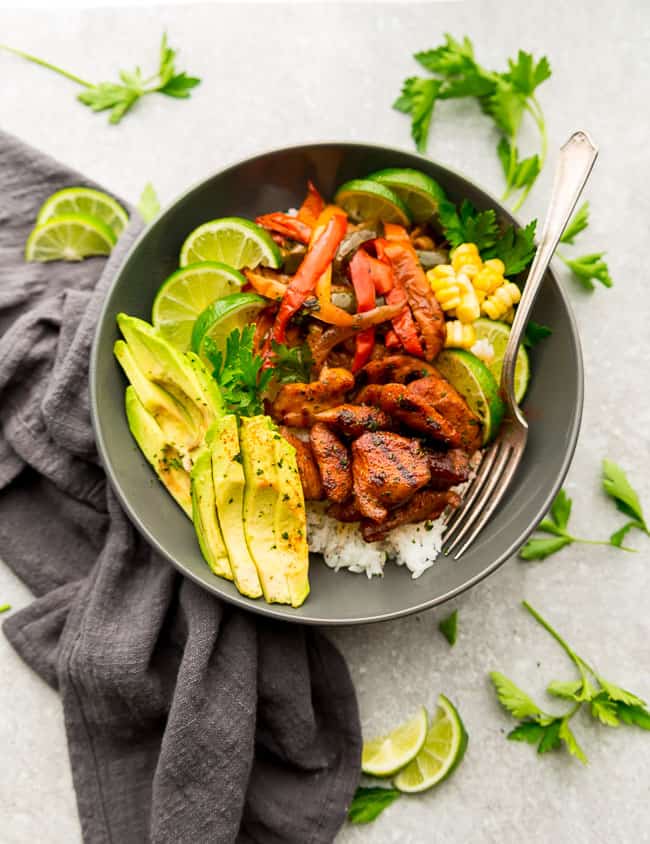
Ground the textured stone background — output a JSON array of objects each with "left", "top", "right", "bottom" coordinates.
[{"left": 1, "top": 2, "right": 649, "bottom": 842}]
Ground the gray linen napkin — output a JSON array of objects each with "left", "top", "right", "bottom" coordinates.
[{"left": 0, "top": 129, "right": 361, "bottom": 844}]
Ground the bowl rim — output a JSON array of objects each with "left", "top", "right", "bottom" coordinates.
[{"left": 90, "top": 140, "right": 584, "bottom": 626}]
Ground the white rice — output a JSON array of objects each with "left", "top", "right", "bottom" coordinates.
[{"left": 306, "top": 457, "right": 479, "bottom": 580}]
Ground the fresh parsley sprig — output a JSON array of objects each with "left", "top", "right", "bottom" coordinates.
[
  {"left": 519, "top": 487, "right": 638, "bottom": 561},
  {"left": 438, "top": 609, "right": 458, "bottom": 646},
  {"left": 348, "top": 786, "right": 401, "bottom": 824},
  {"left": 491, "top": 601, "right": 650, "bottom": 764},
  {"left": 556, "top": 202, "right": 614, "bottom": 290},
  {"left": 205, "top": 326, "right": 272, "bottom": 417},
  {"left": 394, "top": 35, "right": 551, "bottom": 210},
  {"left": 602, "top": 459, "right": 649, "bottom": 545},
  {"left": 0, "top": 34, "right": 200, "bottom": 124},
  {"left": 270, "top": 340, "right": 313, "bottom": 385}
]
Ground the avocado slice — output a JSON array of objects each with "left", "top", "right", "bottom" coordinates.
[
  {"left": 116, "top": 314, "right": 222, "bottom": 452},
  {"left": 208, "top": 416, "right": 263, "bottom": 599},
  {"left": 190, "top": 449, "right": 233, "bottom": 581},
  {"left": 239, "top": 416, "right": 309, "bottom": 608},
  {"left": 124, "top": 386, "right": 192, "bottom": 517}
]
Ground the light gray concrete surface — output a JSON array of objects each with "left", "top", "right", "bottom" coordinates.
[{"left": 1, "top": 2, "right": 650, "bottom": 842}]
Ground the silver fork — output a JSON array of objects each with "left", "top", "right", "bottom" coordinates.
[{"left": 442, "top": 130, "right": 598, "bottom": 560}]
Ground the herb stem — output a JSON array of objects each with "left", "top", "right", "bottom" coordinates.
[
  {"left": 521, "top": 600, "right": 589, "bottom": 685},
  {"left": 0, "top": 44, "right": 91, "bottom": 87}
]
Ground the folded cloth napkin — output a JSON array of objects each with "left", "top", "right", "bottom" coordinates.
[{"left": 0, "top": 129, "right": 361, "bottom": 844}]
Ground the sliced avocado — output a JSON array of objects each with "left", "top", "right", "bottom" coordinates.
[
  {"left": 239, "top": 416, "right": 309, "bottom": 608},
  {"left": 209, "top": 416, "right": 263, "bottom": 599},
  {"left": 116, "top": 314, "right": 222, "bottom": 451},
  {"left": 124, "top": 386, "right": 192, "bottom": 518},
  {"left": 190, "top": 449, "right": 232, "bottom": 581}
]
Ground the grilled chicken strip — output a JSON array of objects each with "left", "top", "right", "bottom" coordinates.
[
  {"left": 309, "top": 422, "right": 353, "bottom": 503},
  {"left": 409, "top": 375, "right": 482, "bottom": 453},
  {"left": 351, "top": 431, "right": 431, "bottom": 522},
  {"left": 361, "top": 489, "right": 461, "bottom": 542},
  {"left": 269, "top": 367, "right": 354, "bottom": 427},
  {"left": 314, "top": 404, "right": 393, "bottom": 438},
  {"left": 378, "top": 383, "right": 463, "bottom": 448},
  {"left": 427, "top": 448, "right": 472, "bottom": 490},
  {"left": 358, "top": 354, "right": 436, "bottom": 386},
  {"left": 279, "top": 427, "right": 323, "bottom": 500}
]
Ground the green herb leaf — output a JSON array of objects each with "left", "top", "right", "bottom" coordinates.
[
  {"left": 0, "top": 603, "right": 11, "bottom": 613},
  {"left": 392, "top": 77, "right": 441, "bottom": 153},
  {"left": 598, "top": 679, "right": 646, "bottom": 708},
  {"left": 560, "top": 202, "right": 590, "bottom": 245},
  {"left": 438, "top": 609, "right": 458, "bottom": 645},
  {"left": 489, "top": 671, "right": 544, "bottom": 720},
  {"left": 558, "top": 719, "right": 588, "bottom": 764},
  {"left": 348, "top": 786, "right": 401, "bottom": 824},
  {"left": 536, "top": 518, "right": 568, "bottom": 537},
  {"left": 615, "top": 702, "right": 650, "bottom": 730},
  {"left": 504, "top": 50, "right": 552, "bottom": 96},
  {"left": 507, "top": 721, "right": 545, "bottom": 744},
  {"left": 537, "top": 718, "right": 563, "bottom": 754},
  {"left": 438, "top": 199, "right": 498, "bottom": 251},
  {"left": 158, "top": 72, "right": 201, "bottom": 99},
  {"left": 550, "top": 489, "right": 572, "bottom": 530},
  {"left": 546, "top": 679, "right": 584, "bottom": 700},
  {"left": 137, "top": 182, "right": 161, "bottom": 223},
  {"left": 590, "top": 694, "right": 620, "bottom": 727},
  {"left": 415, "top": 34, "right": 478, "bottom": 76},
  {"left": 519, "top": 535, "right": 572, "bottom": 560},
  {"left": 523, "top": 321, "right": 552, "bottom": 348},
  {"left": 207, "top": 327, "right": 272, "bottom": 417},
  {"left": 609, "top": 521, "right": 642, "bottom": 548},
  {"left": 562, "top": 252, "right": 613, "bottom": 290},
  {"left": 485, "top": 220, "right": 537, "bottom": 276},
  {"left": 270, "top": 341, "right": 313, "bottom": 384},
  {"left": 602, "top": 459, "right": 647, "bottom": 531}
]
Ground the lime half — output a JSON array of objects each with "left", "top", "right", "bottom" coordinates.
[
  {"left": 152, "top": 262, "right": 246, "bottom": 351},
  {"left": 36, "top": 187, "right": 129, "bottom": 237},
  {"left": 180, "top": 217, "right": 281, "bottom": 269},
  {"left": 191, "top": 292, "right": 267, "bottom": 361},
  {"left": 368, "top": 168, "right": 446, "bottom": 223},
  {"left": 361, "top": 706, "right": 428, "bottom": 777},
  {"left": 394, "top": 695, "right": 468, "bottom": 793},
  {"left": 472, "top": 318, "right": 530, "bottom": 403},
  {"left": 25, "top": 213, "right": 117, "bottom": 262},
  {"left": 435, "top": 349, "right": 505, "bottom": 444},
  {"left": 334, "top": 179, "right": 412, "bottom": 225}
]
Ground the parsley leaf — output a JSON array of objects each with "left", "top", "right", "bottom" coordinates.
[
  {"left": 504, "top": 50, "right": 552, "bottom": 97},
  {"left": 484, "top": 220, "right": 537, "bottom": 276},
  {"left": 270, "top": 341, "right": 313, "bottom": 384},
  {"left": 615, "top": 702, "right": 650, "bottom": 730},
  {"left": 206, "top": 326, "right": 272, "bottom": 417},
  {"left": 560, "top": 252, "right": 613, "bottom": 290},
  {"left": 489, "top": 671, "right": 546, "bottom": 720},
  {"left": 393, "top": 77, "right": 441, "bottom": 152},
  {"left": 507, "top": 721, "right": 545, "bottom": 745},
  {"left": 519, "top": 536, "right": 572, "bottom": 560},
  {"left": 2, "top": 34, "right": 200, "bottom": 124},
  {"left": 137, "top": 182, "right": 161, "bottom": 223},
  {"left": 602, "top": 459, "right": 648, "bottom": 532},
  {"left": 560, "top": 202, "right": 590, "bottom": 245},
  {"left": 523, "top": 321, "right": 552, "bottom": 348},
  {"left": 558, "top": 719, "right": 587, "bottom": 764},
  {"left": 348, "top": 786, "right": 401, "bottom": 824},
  {"left": 438, "top": 199, "right": 498, "bottom": 251},
  {"left": 438, "top": 609, "right": 458, "bottom": 645}
]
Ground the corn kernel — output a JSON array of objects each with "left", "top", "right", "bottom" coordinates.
[
  {"left": 473, "top": 266, "right": 504, "bottom": 294},
  {"left": 457, "top": 262, "right": 480, "bottom": 280},
  {"left": 455, "top": 273, "right": 481, "bottom": 323},
  {"left": 427, "top": 264, "right": 455, "bottom": 280},
  {"left": 482, "top": 282, "right": 521, "bottom": 320},
  {"left": 483, "top": 258, "right": 505, "bottom": 275},
  {"left": 445, "top": 320, "right": 476, "bottom": 349},
  {"left": 451, "top": 243, "right": 482, "bottom": 273}
]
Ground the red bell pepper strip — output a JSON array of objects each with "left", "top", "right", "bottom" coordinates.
[
  {"left": 384, "top": 328, "right": 402, "bottom": 350},
  {"left": 297, "top": 181, "right": 326, "bottom": 228},
  {"left": 256, "top": 213, "right": 312, "bottom": 245},
  {"left": 270, "top": 209, "right": 348, "bottom": 345},
  {"left": 370, "top": 238, "right": 424, "bottom": 357},
  {"left": 348, "top": 249, "right": 379, "bottom": 372}
]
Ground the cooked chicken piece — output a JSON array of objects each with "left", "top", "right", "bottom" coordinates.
[
  {"left": 269, "top": 367, "right": 354, "bottom": 427},
  {"left": 355, "top": 383, "right": 385, "bottom": 406},
  {"left": 309, "top": 423, "right": 353, "bottom": 503},
  {"left": 351, "top": 431, "right": 431, "bottom": 522},
  {"left": 409, "top": 375, "right": 482, "bottom": 453},
  {"left": 279, "top": 427, "right": 323, "bottom": 500},
  {"left": 427, "top": 448, "right": 472, "bottom": 490},
  {"left": 314, "top": 404, "right": 393, "bottom": 438},
  {"left": 383, "top": 241, "right": 446, "bottom": 360},
  {"left": 358, "top": 354, "right": 437, "bottom": 387},
  {"left": 361, "top": 489, "right": 461, "bottom": 542},
  {"left": 378, "top": 384, "right": 462, "bottom": 448},
  {"left": 327, "top": 499, "right": 362, "bottom": 523}
]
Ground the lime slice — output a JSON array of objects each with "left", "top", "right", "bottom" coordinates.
[
  {"left": 393, "top": 695, "right": 468, "bottom": 793},
  {"left": 25, "top": 213, "right": 117, "bottom": 262},
  {"left": 191, "top": 292, "right": 267, "bottom": 361},
  {"left": 152, "top": 262, "right": 246, "bottom": 352},
  {"left": 361, "top": 706, "right": 428, "bottom": 777},
  {"left": 180, "top": 217, "right": 281, "bottom": 270},
  {"left": 367, "top": 168, "right": 446, "bottom": 223},
  {"left": 36, "top": 187, "right": 129, "bottom": 237},
  {"left": 435, "top": 349, "right": 505, "bottom": 444},
  {"left": 334, "top": 179, "right": 412, "bottom": 225},
  {"left": 472, "top": 318, "right": 530, "bottom": 403}
]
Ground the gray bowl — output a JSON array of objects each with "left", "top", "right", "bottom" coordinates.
[{"left": 90, "top": 142, "right": 583, "bottom": 625}]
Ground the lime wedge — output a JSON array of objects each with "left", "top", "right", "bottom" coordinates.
[
  {"left": 152, "top": 262, "right": 246, "bottom": 352},
  {"left": 191, "top": 292, "right": 267, "bottom": 361},
  {"left": 367, "top": 168, "right": 446, "bottom": 223},
  {"left": 180, "top": 217, "right": 281, "bottom": 270},
  {"left": 36, "top": 187, "right": 129, "bottom": 237},
  {"left": 394, "top": 695, "right": 468, "bottom": 793},
  {"left": 472, "top": 318, "right": 530, "bottom": 403},
  {"left": 334, "top": 179, "right": 412, "bottom": 225},
  {"left": 361, "top": 706, "right": 428, "bottom": 777},
  {"left": 25, "top": 213, "right": 117, "bottom": 262},
  {"left": 435, "top": 349, "right": 505, "bottom": 444}
]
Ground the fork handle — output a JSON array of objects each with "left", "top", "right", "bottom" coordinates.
[{"left": 500, "top": 130, "right": 598, "bottom": 423}]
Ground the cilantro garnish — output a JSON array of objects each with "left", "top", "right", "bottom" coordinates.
[{"left": 205, "top": 326, "right": 272, "bottom": 417}]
